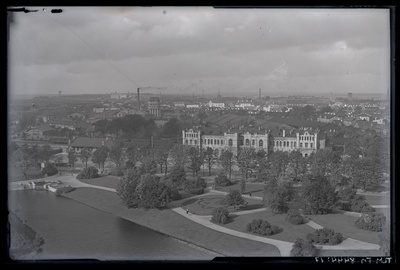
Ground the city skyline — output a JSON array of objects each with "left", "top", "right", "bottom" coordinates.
[{"left": 8, "top": 7, "right": 390, "bottom": 98}]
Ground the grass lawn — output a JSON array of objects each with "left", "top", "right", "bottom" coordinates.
[
  {"left": 62, "top": 188, "right": 280, "bottom": 257},
  {"left": 181, "top": 195, "right": 264, "bottom": 216},
  {"left": 305, "top": 214, "right": 381, "bottom": 244},
  {"left": 221, "top": 209, "right": 316, "bottom": 243},
  {"left": 215, "top": 182, "right": 266, "bottom": 197},
  {"left": 79, "top": 175, "right": 121, "bottom": 189}
]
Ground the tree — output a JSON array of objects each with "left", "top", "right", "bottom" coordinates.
[
  {"left": 223, "top": 190, "right": 246, "bottom": 210},
  {"left": 263, "top": 180, "right": 295, "bottom": 214},
  {"left": 309, "top": 149, "right": 341, "bottom": 178},
  {"left": 154, "top": 145, "right": 172, "bottom": 175},
  {"left": 92, "top": 146, "right": 109, "bottom": 171},
  {"left": 134, "top": 174, "right": 172, "bottom": 209},
  {"left": 167, "top": 165, "right": 187, "bottom": 189},
  {"left": 162, "top": 118, "right": 182, "bottom": 138},
  {"left": 348, "top": 157, "right": 384, "bottom": 191},
  {"left": 237, "top": 148, "right": 257, "bottom": 193},
  {"left": 140, "top": 155, "right": 158, "bottom": 175},
  {"left": 219, "top": 150, "right": 234, "bottom": 180},
  {"left": 39, "top": 144, "right": 54, "bottom": 164},
  {"left": 301, "top": 176, "right": 338, "bottom": 215},
  {"left": 76, "top": 166, "right": 99, "bottom": 179},
  {"left": 290, "top": 238, "right": 318, "bottom": 256},
  {"left": 214, "top": 173, "right": 232, "bottom": 187},
  {"left": 187, "top": 147, "right": 203, "bottom": 176},
  {"left": 116, "top": 167, "right": 142, "bottom": 208},
  {"left": 68, "top": 150, "right": 77, "bottom": 167},
  {"left": 203, "top": 147, "right": 216, "bottom": 176},
  {"left": 42, "top": 163, "right": 58, "bottom": 176},
  {"left": 288, "top": 150, "right": 306, "bottom": 179},
  {"left": 52, "top": 155, "right": 62, "bottom": 168},
  {"left": 269, "top": 151, "right": 290, "bottom": 180},
  {"left": 211, "top": 207, "right": 229, "bottom": 224},
  {"left": 170, "top": 145, "right": 189, "bottom": 167},
  {"left": 109, "top": 145, "right": 124, "bottom": 168},
  {"left": 80, "top": 148, "right": 91, "bottom": 168}
]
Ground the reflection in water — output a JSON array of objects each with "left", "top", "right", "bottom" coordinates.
[{"left": 8, "top": 190, "right": 214, "bottom": 261}]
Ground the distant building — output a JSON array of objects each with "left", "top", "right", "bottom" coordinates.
[
  {"left": 207, "top": 101, "right": 225, "bottom": 108},
  {"left": 317, "top": 113, "right": 341, "bottom": 123},
  {"left": 186, "top": 104, "right": 200, "bottom": 109},
  {"left": 148, "top": 97, "right": 161, "bottom": 117},
  {"left": 348, "top": 92, "right": 353, "bottom": 100},
  {"left": 25, "top": 125, "right": 54, "bottom": 140},
  {"left": 69, "top": 137, "right": 114, "bottom": 153}
]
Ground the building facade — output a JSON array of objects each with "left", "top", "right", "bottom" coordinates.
[
  {"left": 148, "top": 97, "right": 161, "bottom": 117},
  {"left": 182, "top": 128, "right": 324, "bottom": 157}
]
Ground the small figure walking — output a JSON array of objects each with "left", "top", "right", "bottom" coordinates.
[
  {"left": 186, "top": 209, "right": 189, "bottom": 215},
  {"left": 249, "top": 192, "right": 252, "bottom": 197}
]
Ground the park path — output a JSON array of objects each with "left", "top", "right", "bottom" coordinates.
[
  {"left": 9, "top": 174, "right": 117, "bottom": 193},
  {"left": 10, "top": 176, "right": 381, "bottom": 255}
]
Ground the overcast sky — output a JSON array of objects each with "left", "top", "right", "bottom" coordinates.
[{"left": 8, "top": 7, "right": 390, "bottom": 98}]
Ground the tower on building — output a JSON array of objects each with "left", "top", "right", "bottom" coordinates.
[
  {"left": 148, "top": 97, "right": 161, "bottom": 117},
  {"left": 348, "top": 92, "right": 353, "bottom": 100}
]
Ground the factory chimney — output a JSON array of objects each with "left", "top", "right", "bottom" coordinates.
[
  {"left": 137, "top": 88, "right": 140, "bottom": 110},
  {"left": 259, "top": 88, "right": 261, "bottom": 99}
]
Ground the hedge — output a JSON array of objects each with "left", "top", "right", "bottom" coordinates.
[
  {"left": 211, "top": 207, "right": 229, "bottom": 224},
  {"left": 286, "top": 209, "right": 306, "bottom": 225},
  {"left": 306, "top": 228, "right": 344, "bottom": 245},
  {"left": 290, "top": 238, "right": 318, "bottom": 256},
  {"left": 355, "top": 213, "right": 386, "bottom": 232},
  {"left": 246, "top": 219, "right": 282, "bottom": 236}
]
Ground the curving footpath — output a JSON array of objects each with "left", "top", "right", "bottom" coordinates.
[{"left": 10, "top": 176, "right": 381, "bottom": 256}]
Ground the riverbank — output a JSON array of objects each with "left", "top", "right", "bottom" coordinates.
[{"left": 62, "top": 187, "right": 281, "bottom": 257}]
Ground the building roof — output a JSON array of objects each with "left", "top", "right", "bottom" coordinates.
[
  {"left": 70, "top": 137, "right": 106, "bottom": 148},
  {"left": 28, "top": 125, "right": 54, "bottom": 132}
]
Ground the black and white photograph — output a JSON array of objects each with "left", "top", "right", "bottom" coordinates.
[{"left": 6, "top": 6, "right": 393, "bottom": 263}]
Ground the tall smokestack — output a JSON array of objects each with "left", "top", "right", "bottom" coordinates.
[
  {"left": 137, "top": 88, "right": 140, "bottom": 110},
  {"left": 259, "top": 88, "right": 261, "bottom": 99}
]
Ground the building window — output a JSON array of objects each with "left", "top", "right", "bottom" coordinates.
[
  {"left": 210, "top": 139, "right": 213, "bottom": 145},
  {"left": 229, "top": 139, "right": 233, "bottom": 146},
  {"left": 280, "top": 141, "right": 282, "bottom": 147},
  {"left": 216, "top": 140, "right": 219, "bottom": 145},
  {"left": 310, "top": 143, "right": 313, "bottom": 148},
  {"left": 203, "top": 139, "right": 206, "bottom": 144},
  {"left": 194, "top": 140, "right": 197, "bottom": 145},
  {"left": 290, "top": 141, "right": 293, "bottom": 147},
  {"left": 245, "top": 139, "right": 250, "bottom": 146},
  {"left": 185, "top": 139, "right": 188, "bottom": 144},
  {"left": 294, "top": 142, "right": 296, "bottom": 148},
  {"left": 252, "top": 140, "right": 255, "bottom": 146},
  {"left": 208, "top": 139, "right": 211, "bottom": 144},
  {"left": 190, "top": 139, "right": 192, "bottom": 144},
  {"left": 214, "top": 139, "right": 217, "bottom": 145},
  {"left": 304, "top": 153, "right": 308, "bottom": 158},
  {"left": 259, "top": 140, "right": 263, "bottom": 147},
  {"left": 221, "top": 140, "right": 224, "bottom": 145},
  {"left": 305, "top": 143, "right": 308, "bottom": 148},
  {"left": 300, "top": 143, "right": 302, "bottom": 147}
]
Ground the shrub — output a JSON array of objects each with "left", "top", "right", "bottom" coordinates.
[
  {"left": 211, "top": 207, "right": 229, "bottom": 224},
  {"left": 290, "top": 238, "right": 318, "bottom": 256},
  {"left": 183, "top": 177, "right": 206, "bottom": 194},
  {"left": 264, "top": 181, "right": 294, "bottom": 214},
  {"left": 286, "top": 209, "right": 306, "bottom": 225},
  {"left": 302, "top": 176, "right": 338, "bottom": 215},
  {"left": 55, "top": 186, "right": 76, "bottom": 196},
  {"left": 306, "top": 228, "right": 344, "bottom": 245},
  {"left": 42, "top": 164, "right": 58, "bottom": 176},
  {"left": 220, "top": 190, "right": 246, "bottom": 209},
  {"left": 355, "top": 213, "right": 386, "bottom": 232},
  {"left": 338, "top": 186, "right": 357, "bottom": 201},
  {"left": 246, "top": 219, "right": 282, "bottom": 236},
  {"left": 170, "top": 188, "right": 182, "bottom": 201},
  {"left": 350, "top": 195, "right": 376, "bottom": 213},
  {"left": 76, "top": 166, "right": 99, "bottom": 180},
  {"left": 215, "top": 173, "right": 232, "bottom": 187},
  {"left": 108, "top": 167, "right": 125, "bottom": 176}
]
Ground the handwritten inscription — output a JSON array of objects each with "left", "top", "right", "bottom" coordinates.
[{"left": 315, "top": 257, "right": 392, "bottom": 264}]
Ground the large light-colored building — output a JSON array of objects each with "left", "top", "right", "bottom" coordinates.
[{"left": 182, "top": 127, "right": 325, "bottom": 157}]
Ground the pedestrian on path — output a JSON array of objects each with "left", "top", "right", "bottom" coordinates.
[
  {"left": 249, "top": 192, "right": 252, "bottom": 197},
  {"left": 186, "top": 209, "right": 190, "bottom": 215}
]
